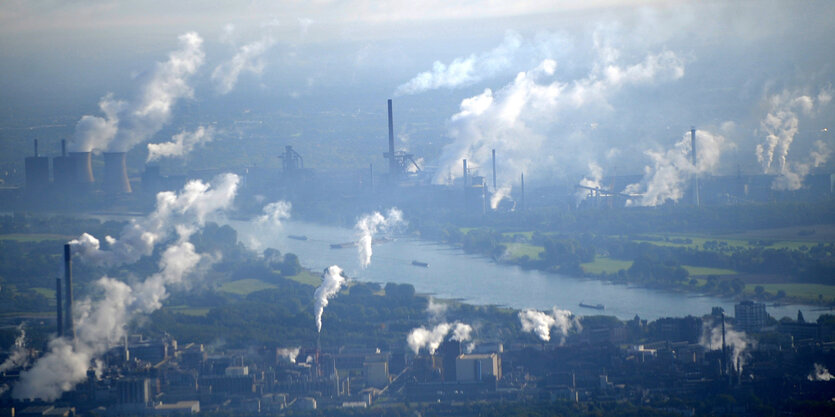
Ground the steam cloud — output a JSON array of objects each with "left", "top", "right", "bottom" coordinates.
[
  {"left": 756, "top": 88, "right": 832, "bottom": 190},
  {"left": 277, "top": 347, "right": 301, "bottom": 364},
  {"left": 13, "top": 223, "right": 216, "bottom": 400},
  {"left": 72, "top": 32, "right": 205, "bottom": 152},
  {"left": 212, "top": 24, "right": 277, "bottom": 94},
  {"left": 70, "top": 174, "right": 240, "bottom": 268},
  {"left": 623, "top": 129, "right": 726, "bottom": 206},
  {"left": 313, "top": 265, "right": 347, "bottom": 333},
  {"left": 700, "top": 319, "right": 754, "bottom": 373},
  {"left": 0, "top": 325, "right": 29, "bottom": 372},
  {"left": 518, "top": 307, "right": 581, "bottom": 343},
  {"left": 396, "top": 31, "right": 522, "bottom": 96},
  {"left": 407, "top": 322, "right": 473, "bottom": 355},
  {"left": 147, "top": 126, "right": 215, "bottom": 161},
  {"left": 354, "top": 208, "right": 405, "bottom": 269},
  {"left": 431, "top": 32, "right": 684, "bottom": 188},
  {"left": 807, "top": 363, "right": 833, "bottom": 381},
  {"left": 575, "top": 161, "right": 604, "bottom": 205}
]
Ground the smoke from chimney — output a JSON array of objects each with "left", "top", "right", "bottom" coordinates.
[
  {"left": 354, "top": 208, "right": 405, "bottom": 269},
  {"left": 313, "top": 265, "right": 347, "bottom": 333},
  {"left": 518, "top": 307, "right": 581, "bottom": 343},
  {"left": 407, "top": 322, "right": 473, "bottom": 355}
]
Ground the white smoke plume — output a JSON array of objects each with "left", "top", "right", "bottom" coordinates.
[
  {"left": 257, "top": 200, "right": 292, "bottom": 227},
  {"left": 575, "top": 161, "right": 604, "bottom": 205},
  {"left": 699, "top": 319, "right": 754, "bottom": 373},
  {"left": 407, "top": 322, "right": 473, "bottom": 355},
  {"left": 0, "top": 325, "right": 29, "bottom": 372},
  {"left": 755, "top": 88, "right": 831, "bottom": 190},
  {"left": 771, "top": 139, "right": 831, "bottom": 191},
  {"left": 71, "top": 32, "right": 205, "bottom": 152},
  {"left": 624, "top": 129, "right": 726, "bottom": 206},
  {"left": 313, "top": 265, "right": 347, "bottom": 333},
  {"left": 70, "top": 173, "right": 240, "bottom": 268},
  {"left": 396, "top": 31, "right": 523, "bottom": 96},
  {"left": 147, "top": 126, "right": 215, "bottom": 162},
  {"left": 490, "top": 184, "right": 512, "bottom": 210},
  {"left": 432, "top": 35, "right": 684, "bottom": 186},
  {"left": 426, "top": 297, "right": 448, "bottom": 322},
  {"left": 13, "top": 234, "right": 209, "bottom": 401},
  {"left": 354, "top": 208, "right": 405, "bottom": 269},
  {"left": 518, "top": 307, "right": 581, "bottom": 343},
  {"left": 277, "top": 347, "right": 301, "bottom": 364},
  {"left": 212, "top": 24, "right": 276, "bottom": 94},
  {"left": 807, "top": 363, "right": 833, "bottom": 381}
]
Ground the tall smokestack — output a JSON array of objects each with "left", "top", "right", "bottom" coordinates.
[
  {"left": 720, "top": 311, "right": 726, "bottom": 377},
  {"left": 492, "top": 149, "right": 496, "bottom": 190},
  {"left": 691, "top": 128, "right": 700, "bottom": 207},
  {"left": 69, "top": 152, "right": 94, "bottom": 184},
  {"left": 61, "top": 139, "right": 66, "bottom": 157},
  {"left": 369, "top": 163, "right": 374, "bottom": 192},
  {"left": 34, "top": 139, "right": 39, "bottom": 157},
  {"left": 103, "top": 152, "right": 132, "bottom": 193},
  {"left": 520, "top": 173, "right": 525, "bottom": 212},
  {"left": 64, "top": 244, "right": 75, "bottom": 340},
  {"left": 388, "top": 99, "right": 397, "bottom": 174},
  {"left": 462, "top": 159, "right": 468, "bottom": 187},
  {"left": 56, "top": 277, "right": 63, "bottom": 338}
]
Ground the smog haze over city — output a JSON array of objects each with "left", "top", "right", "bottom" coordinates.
[{"left": 1, "top": 1, "right": 835, "bottom": 416}]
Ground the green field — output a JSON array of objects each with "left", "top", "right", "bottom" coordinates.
[
  {"left": 0, "top": 233, "right": 75, "bottom": 242},
  {"left": 581, "top": 257, "right": 633, "bottom": 274},
  {"left": 218, "top": 279, "right": 277, "bottom": 295},
  {"left": 285, "top": 270, "right": 321, "bottom": 287},
  {"left": 635, "top": 234, "right": 818, "bottom": 252},
  {"left": 31, "top": 287, "right": 56, "bottom": 299},
  {"left": 504, "top": 243, "right": 543, "bottom": 260},
  {"left": 746, "top": 283, "right": 835, "bottom": 302}
]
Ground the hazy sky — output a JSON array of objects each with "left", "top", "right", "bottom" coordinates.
[{"left": 1, "top": 0, "right": 833, "bottom": 189}]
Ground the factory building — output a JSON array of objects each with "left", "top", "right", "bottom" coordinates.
[{"left": 734, "top": 301, "right": 768, "bottom": 333}]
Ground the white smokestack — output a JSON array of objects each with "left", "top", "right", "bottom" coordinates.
[
  {"left": 354, "top": 208, "right": 405, "bottom": 269},
  {"left": 147, "top": 126, "right": 215, "bottom": 162},
  {"left": 699, "top": 319, "right": 754, "bottom": 373},
  {"left": 0, "top": 325, "right": 29, "bottom": 372},
  {"left": 313, "top": 265, "right": 347, "bottom": 333},
  {"left": 70, "top": 173, "right": 240, "bottom": 268},
  {"left": 70, "top": 32, "right": 205, "bottom": 153},
  {"left": 406, "top": 322, "right": 472, "bottom": 355},
  {"left": 518, "top": 307, "right": 581, "bottom": 343}
]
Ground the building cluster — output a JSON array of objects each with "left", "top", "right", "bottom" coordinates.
[{"left": 1, "top": 301, "right": 834, "bottom": 415}]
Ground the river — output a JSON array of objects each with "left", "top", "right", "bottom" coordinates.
[{"left": 229, "top": 219, "right": 827, "bottom": 322}]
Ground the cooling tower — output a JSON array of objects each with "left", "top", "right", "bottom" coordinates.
[
  {"left": 69, "top": 151, "right": 95, "bottom": 184},
  {"left": 25, "top": 139, "right": 50, "bottom": 190},
  {"left": 103, "top": 151, "right": 132, "bottom": 194}
]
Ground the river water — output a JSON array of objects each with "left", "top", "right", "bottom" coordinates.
[{"left": 229, "top": 220, "right": 827, "bottom": 322}]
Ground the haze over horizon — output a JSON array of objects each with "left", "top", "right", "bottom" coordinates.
[{"left": 1, "top": 0, "right": 833, "bottom": 192}]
